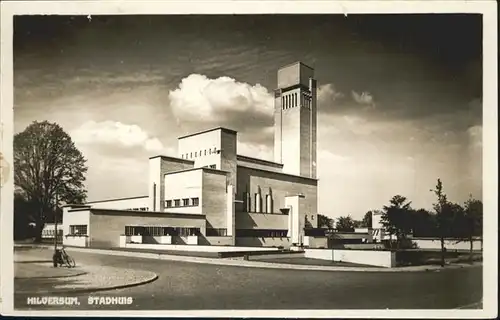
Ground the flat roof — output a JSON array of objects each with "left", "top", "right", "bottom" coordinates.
[
  {"left": 165, "top": 166, "right": 229, "bottom": 176},
  {"left": 149, "top": 155, "right": 194, "bottom": 163},
  {"left": 278, "top": 61, "right": 314, "bottom": 71},
  {"left": 237, "top": 165, "right": 318, "bottom": 183},
  {"left": 69, "top": 207, "right": 206, "bottom": 219},
  {"left": 85, "top": 195, "right": 148, "bottom": 204},
  {"left": 177, "top": 127, "right": 238, "bottom": 140},
  {"left": 236, "top": 154, "right": 284, "bottom": 168}
]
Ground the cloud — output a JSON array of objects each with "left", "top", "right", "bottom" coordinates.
[
  {"left": 168, "top": 74, "right": 274, "bottom": 127},
  {"left": 352, "top": 91, "right": 376, "bottom": 108},
  {"left": 467, "top": 125, "right": 482, "bottom": 148},
  {"left": 317, "top": 83, "right": 344, "bottom": 103},
  {"left": 71, "top": 120, "right": 168, "bottom": 153}
]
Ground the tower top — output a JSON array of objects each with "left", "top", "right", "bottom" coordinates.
[{"left": 277, "top": 61, "right": 315, "bottom": 90}]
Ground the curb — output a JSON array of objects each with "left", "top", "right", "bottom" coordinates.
[
  {"left": 15, "top": 273, "right": 159, "bottom": 295},
  {"left": 16, "top": 244, "right": 483, "bottom": 273},
  {"left": 15, "top": 271, "right": 88, "bottom": 280}
]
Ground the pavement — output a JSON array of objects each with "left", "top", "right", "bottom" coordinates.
[
  {"left": 13, "top": 247, "right": 483, "bottom": 310},
  {"left": 26, "top": 245, "right": 481, "bottom": 273},
  {"left": 14, "top": 250, "right": 158, "bottom": 294}
]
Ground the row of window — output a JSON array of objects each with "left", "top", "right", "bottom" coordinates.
[
  {"left": 69, "top": 225, "right": 88, "bottom": 235},
  {"left": 235, "top": 229, "right": 289, "bottom": 238},
  {"left": 206, "top": 228, "right": 228, "bottom": 237},
  {"left": 125, "top": 226, "right": 201, "bottom": 237},
  {"left": 41, "top": 229, "right": 63, "bottom": 238},
  {"left": 243, "top": 192, "right": 274, "bottom": 214},
  {"left": 281, "top": 92, "right": 312, "bottom": 110},
  {"left": 165, "top": 197, "right": 199, "bottom": 208},
  {"left": 181, "top": 148, "right": 221, "bottom": 160},
  {"left": 126, "top": 207, "right": 148, "bottom": 211}
]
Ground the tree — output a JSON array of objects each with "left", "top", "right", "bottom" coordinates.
[
  {"left": 317, "top": 214, "right": 334, "bottom": 229},
  {"left": 461, "top": 197, "right": 483, "bottom": 262},
  {"left": 14, "top": 121, "right": 88, "bottom": 242},
  {"left": 430, "top": 178, "right": 454, "bottom": 267},
  {"left": 410, "top": 208, "right": 437, "bottom": 237},
  {"left": 361, "top": 211, "right": 373, "bottom": 228},
  {"left": 14, "top": 192, "right": 37, "bottom": 240},
  {"left": 335, "top": 215, "right": 356, "bottom": 232},
  {"left": 381, "top": 195, "right": 413, "bottom": 249}
]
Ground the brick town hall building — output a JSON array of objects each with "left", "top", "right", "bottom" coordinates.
[{"left": 62, "top": 62, "right": 328, "bottom": 249}]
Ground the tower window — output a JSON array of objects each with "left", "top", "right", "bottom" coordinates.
[
  {"left": 204, "top": 150, "right": 207, "bottom": 156},
  {"left": 191, "top": 197, "right": 199, "bottom": 206},
  {"left": 195, "top": 151, "right": 197, "bottom": 157}
]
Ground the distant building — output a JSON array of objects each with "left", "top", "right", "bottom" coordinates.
[{"left": 63, "top": 62, "right": 326, "bottom": 249}]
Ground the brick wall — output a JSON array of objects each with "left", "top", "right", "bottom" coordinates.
[
  {"left": 236, "top": 212, "right": 288, "bottom": 229},
  {"left": 236, "top": 237, "right": 292, "bottom": 248},
  {"left": 202, "top": 170, "right": 228, "bottom": 229},
  {"left": 236, "top": 165, "right": 318, "bottom": 216},
  {"left": 89, "top": 210, "right": 206, "bottom": 248},
  {"left": 149, "top": 156, "right": 194, "bottom": 212}
]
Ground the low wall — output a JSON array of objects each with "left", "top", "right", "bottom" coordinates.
[
  {"left": 304, "top": 236, "right": 328, "bottom": 248},
  {"left": 413, "top": 238, "right": 482, "bottom": 251},
  {"left": 343, "top": 243, "right": 385, "bottom": 250},
  {"left": 124, "top": 243, "right": 280, "bottom": 253},
  {"left": 200, "top": 236, "right": 233, "bottom": 246},
  {"left": 63, "top": 235, "right": 88, "bottom": 247},
  {"left": 235, "top": 237, "right": 292, "bottom": 248},
  {"left": 304, "top": 248, "right": 396, "bottom": 268},
  {"left": 249, "top": 252, "right": 306, "bottom": 260}
]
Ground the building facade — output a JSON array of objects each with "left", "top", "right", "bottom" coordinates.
[{"left": 63, "top": 62, "right": 324, "bottom": 249}]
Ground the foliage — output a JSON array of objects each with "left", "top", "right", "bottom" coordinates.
[
  {"left": 361, "top": 211, "right": 373, "bottom": 228},
  {"left": 14, "top": 121, "right": 88, "bottom": 241},
  {"left": 335, "top": 215, "right": 356, "bottom": 232},
  {"left": 460, "top": 196, "right": 483, "bottom": 261},
  {"left": 380, "top": 195, "right": 413, "bottom": 248},
  {"left": 430, "top": 178, "right": 454, "bottom": 266},
  {"left": 317, "top": 214, "right": 334, "bottom": 229},
  {"left": 410, "top": 208, "right": 437, "bottom": 237}
]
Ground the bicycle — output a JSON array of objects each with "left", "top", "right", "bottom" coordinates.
[{"left": 53, "top": 246, "right": 76, "bottom": 268}]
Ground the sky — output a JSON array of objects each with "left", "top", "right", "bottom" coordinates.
[{"left": 13, "top": 14, "right": 483, "bottom": 219}]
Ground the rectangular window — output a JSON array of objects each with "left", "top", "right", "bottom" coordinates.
[
  {"left": 204, "top": 150, "right": 207, "bottom": 156},
  {"left": 166, "top": 200, "right": 172, "bottom": 208},
  {"left": 172, "top": 227, "right": 200, "bottom": 237},
  {"left": 182, "top": 198, "right": 190, "bottom": 206},
  {"left": 206, "top": 228, "right": 228, "bottom": 236},
  {"left": 174, "top": 199, "right": 180, "bottom": 207},
  {"left": 191, "top": 197, "right": 199, "bottom": 206},
  {"left": 195, "top": 151, "right": 197, "bottom": 157},
  {"left": 70, "top": 225, "right": 88, "bottom": 235},
  {"left": 235, "top": 229, "right": 287, "bottom": 238},
  {"left": 209, "top": 164, "right": 216, "bottom": 169}
]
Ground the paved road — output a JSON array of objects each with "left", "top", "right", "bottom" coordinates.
[{"left": 14, "top": 248, "right": 482, "bottom": 310}]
